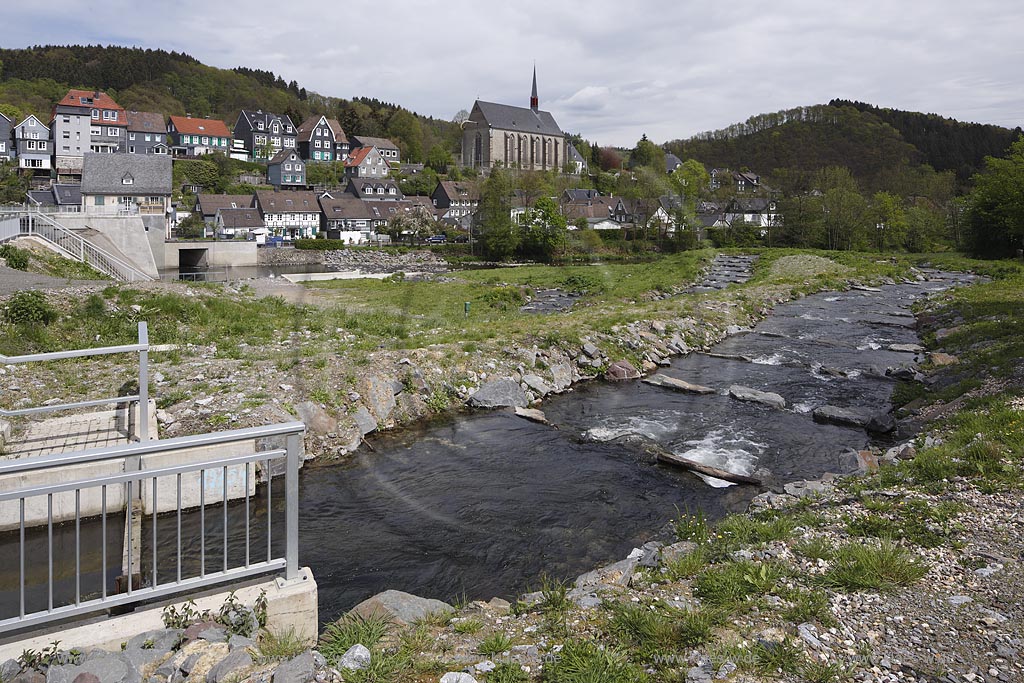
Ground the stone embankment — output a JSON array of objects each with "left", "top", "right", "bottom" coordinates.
[{"left": 256, "top": 247, "right": 448, "bottom": 274}]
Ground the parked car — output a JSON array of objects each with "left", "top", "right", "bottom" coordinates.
[{"left": 426, "top": 234, "right": 447, "bottom": 244}]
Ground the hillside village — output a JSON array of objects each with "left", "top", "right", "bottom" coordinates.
[{"left": 0, "top": 75, "right": 784, "bottom": 251}]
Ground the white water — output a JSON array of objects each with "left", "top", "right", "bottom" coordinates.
[
  {"left": 674, "top": 429, "right": 765, "bottom": 488},
  {"left": 585, "top": 413, "right": 678, "bottom": 442}
]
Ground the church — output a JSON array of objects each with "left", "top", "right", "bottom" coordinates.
[{"left": 461, "top": 69, "right": 565, "bottom": 172}]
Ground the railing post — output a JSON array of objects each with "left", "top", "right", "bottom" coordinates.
[
  {"left": 284, "top": 431, "right": 301, "bottom": 580},
  {"left": 138, "top": 322, "right": 149, "bottom": 442}
]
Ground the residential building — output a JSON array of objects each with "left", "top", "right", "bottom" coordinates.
[
  {"left": 233, "top": 110, "right": 297, "bottom": 162},
  {"left": 194, "top": 194, "right": 255, "bottom": 223},
  {"left": 562, "top": 188, "right": 601, "bottom": 203},
  {"left": 724, "top": 198, "right": 780, "bottom": 229},
  {"left": 26, "top": 184, "right": 81, "bottom": 212},
  {"left": 267, "top": 149, "right": 306, "bottom": 188},
  {"left": 297, "top": 115, "right": 349, "bottom": 162},
  {"left": 348, "top": 136, "right": 399, "bottom": 164},
  {"left": 567, "top": 143, "right": 588, "bottom": 174},
  {"left": 80, "top": 154, "right": 172, "bottom": 232},
  {"left": 461, "top": 68, "right": 565, "bottom": 172},
  {"left": 254, "top": 190, "right": 320, "bottom": 239},
  {"left": 431, "top": 181, "right": 479, "bottom": 220},
  {"left": 215, "top": 207, "right": 264, "bottom": 238},
  {"left": 125, "top": 111, "right": 169, "bottom": 155},
  {"left": 14, "top": 116, "right": 52, "bottom": 172},
  {"left": 709, "top": 168, "right": 765, "bottom": 194},
  {"left": 665, "top": 153, "right": 683, "bottom": 173},
  {"left": 345, "top": 178, "right": 403, "bottom": 201},
  {"left": 318, "top": 193, "right": 375, "bottom": 241},
  {"left": 52, "top": 90, "right": 127, "bottom": 177},
  {"left": 228, "top": 138, "right": 251, "bottom": 162},
  {"left": 0, "top": 113, "right": 13, "bottom": 161},
  {"left": 344, "top": 146, "right": 390, "bottom": 178},
  {"left": 167, "top": 116, "right": 231, "bottom": 157}
]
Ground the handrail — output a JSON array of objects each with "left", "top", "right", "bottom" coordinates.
[
  {"left": 0, "top": 322, "right": 151, "bottom": 440},
  {"left": 0, "top": 208, "right": 154, "bottom": 282}
]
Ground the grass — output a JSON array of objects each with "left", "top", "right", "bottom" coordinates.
[
  {"left": 486, "top": 662, "right": 529, "bottom": 682},
  {"left": 452, "top": 618, "right": 483, "bottom": 635},
  {"left": 751, "top": 638, "right": 804, "bottom": 676},
  {"left": 692, "top": 560, "right": 786, "bottom": 610},
  {"left": 819, "top": 539, "right": 928, "bottom": 591},
  {"left": 318, "top": 613, "right": 392, "bottom": 663},
  {"left": 252, "top": 627, "right": 306, "bottom": 663},
  {"left": 477, "top": 632, "right": 513, "bottom": 656},
  {"left": 541, "top": 639, "right": 646, "bottom": 683}
]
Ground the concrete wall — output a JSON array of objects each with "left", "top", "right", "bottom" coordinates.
[
  {"left": 163, "top": 240, "right": 259, "bottom": 267},
  {"left": 55, "top": 215, "right": 160, "bottom": 278}
]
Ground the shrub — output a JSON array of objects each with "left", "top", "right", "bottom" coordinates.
[
  {"left": 4, "top": 290, "right": 58, "bottom": 325},
  {"left": 0, "top": 244, "right": 30, "bottom": 270},
  {"left": 479, "top": 285, "right": 525, "bottom": 310}
]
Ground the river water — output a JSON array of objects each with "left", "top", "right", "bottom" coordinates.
[{"left": 0, "top": 270, "right": 975, "bottom": 625}]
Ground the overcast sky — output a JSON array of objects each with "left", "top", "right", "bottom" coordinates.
[{"left": 13, "top": 0, "right": 1024, "bottom": 146}]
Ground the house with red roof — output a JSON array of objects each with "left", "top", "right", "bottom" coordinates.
[
  {"left": 167, "top": 115, "right": 232, "bottom": 157},
  {"left": 343, "top": 146, "right": 389, "bottom": 179},
  {"left": 51, "top": 89, "right": 127, "bottom": 178}
]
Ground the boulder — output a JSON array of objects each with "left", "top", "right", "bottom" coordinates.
[
  {"left": 642, "top": 374, "right": 715, "bottom": 394},
  {"left": 929, "top": 352, "right": 959, "bottom": 366},
  {"left": 889, "top": 343, "right": 924, "bottom": 353},
  {"left": 338, "top": 644, "right": 371, "bottom": 671},
  {"left": 348, "top": 589, "right": 452, "bottom": 626},
  {"left": 359, "top": 376, "right": 397, "bottom": 423},
  {"left": 352, "top": 406, "right": 377, "bottom": 435},
  {"left": 728, "top": 385, "right": 786, "bottom": 410},
  {"left": 272, "top": 651, "right": 315, "bottom": 683},
  {"left": 466, "top": 379, "right": 528, "bottom": 409},
  {"left": 604, "top": 360, "right": 640, "bottom": 381},
  {"left": 660, "top": 541, "right": 698, "bottom": 564},
  {"left": 440, "top": 673, "right": 478, "bottom": 683},
  {"left": 521, "top": 374, "right": 552, "bottom": 397},
  {"left": 206, "top": 647, "right": 253, "bottom": 683},
  {"left": 514, "top": 406, "right": 552, "bottom": 426},
  {"left": 294, "top": 401, "right": 336, "bottom": 435},
  {"left": 47, "top": 654, "right": 140, "bottom": 683},
  {"left": 865, "top": 411, "right": 897, "bottom": 434},
  {"left": 581, "top": 342, "right": 601, "bottom": 359},
  {"left": 812, "top": 405, "right": 871, "bottom": 428},
  {"left": 549, "top": 363, "right": 572, "bottom": 391}
]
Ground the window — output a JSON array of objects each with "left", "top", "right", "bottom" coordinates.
[
  {"left": 26, "top": 140, "right": 36, "bottom": 150},
  {"left": 39, "top": 141, "right": 46, "bottom": 150},
  {"left": 284, "top": 163, "right": 291, "bottom": 171},
  {"left": 62, "top": 116, "right": 70, "bottom": 124},
  {"left": 0, "top": 142, "right": 5, "bottom": 152},
  {"left": 144, "top": 134, "right": 150, "bottom": 142},
  {"left": 91, "top": 127, "right": 101, "bottom": 136},
  {"left": 63, "top": 131, "right": 70, "bottom": 139},
  {"left": 154, "top": 135, "right": 161, "bottom": 143},
  {"left": 103, "top": 110, "right": 115, "bottom": 121},
  {"left": 324, "top": 152, "right": 331, "bottom": 161},
  {"left": 313, "top": 151, "right": 320, "bottom": 160},
  {"left": 129, "top": 133, "right": 136, "bottom": 140},
  {"left": 257, "top": 121, "right": 264, "bottom": 130},
  {"left": 128, "top": 146, "right": 135, "bottom": 153},
  {"left": 315, "top": 140, "right": 321, "bottom": 148},
  {"left": 95, "top": 196, "right": 105, "bottom": 206},
  {"left": 202, "top": 137, "right": 208, "bottom": 145},
  {"left": 272, "top": 137, "right": 281, "bottom": 146},
  {"left": 91, "top": 109, "right": 99, "bottom": 119},
  {"left": 388, "top": 187, "right": 396, "bottom": 194},
  {"left": 123, "top": 175, "right": 133, "bottom": 185}
]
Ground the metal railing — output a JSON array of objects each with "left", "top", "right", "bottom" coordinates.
[
  {"left": 0, "top": 421, "right": 305, "bottom": 634},
  {"left": 0, "top": 209, "right": 154, "bottom": 282},
  {"left": 0, "top": 322, "right": 151, "bottom": 442}
]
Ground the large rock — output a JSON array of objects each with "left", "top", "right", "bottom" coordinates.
[
  {"left": 294, "top": 401, "right": 336, "bottom": 435},
  {"left": 205, "top": 648, "right": 253, "bottom": 683},
  {"left": 514, "top": 406, "right": 551, "bottom": 426},
  {"left": 642, "top": 374, "right": 715, "bottom": 394},
  {"left": 352, "top": 406, "right": 377, "bottom": 436},
  {"left": 728, "top": 385, "right": 786, "bottom": 409},
  {"left": 866, "top": 411, "right": 897, "bottom": 434},
  {"left": 348, "top": 589, "right": 452, "bottom": 626},
  {"left": 338, "top": 644, "right": 371, "bottom": 671},
  {"left": 929, "top": 352, "right": 959, "bottom": 366},
  {"left": 359, "top": 376, "right": 397, "bottom": 423},
  {"left": 889, "top": 343, "right": 924, "bottom": 353},
  {"left": 272, "top": 651, "right": 314, "bottom": 683},
  {"left": 812, "top": 405, "right": 871, "bottom": 428},
  {"left": 440, "top": 673, "right": 479, "bottom": 683},
  {"left": 604, "top": 360, "right": 640, "bottom": 381},
  {"left": 466, "top": 379, "right": 528, "bottom": 409},
  {"left": 521, "top": 374, "right": 552, "bottom": 397},
  {"left": 46, "top": 654, "right": 141, "bottom": 683},
  {"left": 549, "top": 363, "right": 572, "bottom": 391}
]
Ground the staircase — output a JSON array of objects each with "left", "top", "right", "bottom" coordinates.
[{"left": 0, "top": 209, "right": 153, "bottom": 282}]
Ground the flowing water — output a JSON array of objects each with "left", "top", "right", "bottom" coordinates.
[{"left": 0, "top": 269, "right": 976, "bottom": 625}]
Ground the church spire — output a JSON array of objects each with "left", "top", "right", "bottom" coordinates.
[{"left": 530, "top": 65, "right": 539, "bottom": 111}]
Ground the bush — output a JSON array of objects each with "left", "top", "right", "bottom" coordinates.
[
  {"left": 479, "top": 285, "right": 526, "bottom": 310},
  {"left": 295, "top": 239, "right": 351, "bottom": 250},
  {"left": 0, "top": 244, "right": 30, "bottom": 270},
  {"left": 3, "top": 290, "right": 57, "bottom": 325}
]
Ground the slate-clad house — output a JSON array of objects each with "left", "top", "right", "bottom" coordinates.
[
  {"left": 26, "top": 184, "right": 82, "bottom": 211},
  {"left": 81, "top": 153, "right": 172, "bottom": 233},
  {"left": 215, "top": 207, "right": 264, "bottom": 238},
  {"left": 348, "top": 136, "right": 400, "bottom": 164},
  {"left": 234, "top": 110, "right": 297, "bottom": 162},
  {"left": 297, "top": 115, "right": 349, "bottom": 162},
  {"left": 267, "top": 150, "right": 306, "bottom": 188},
  {"left": 345, "top": 178, "right": 403, "bottom": 201},
  {"left": 431, "top": 181, "right": 479, "bottom": 220},
  {"left": 318, "top": 193, "right": 374, "bottom": 241},
  {"left": 52, "top": 90, "right": 127, "bottom": 178},
  {"left": 194, "top": 194, "right": 255, "bottom": 224},
  {"left": 254, "top": 190, "right": 320, "bottom": 239},
  {"left": 125, "top": 111, "right": 168, "bottom": 155},
  {"left": 567, "top": 143, "right": 588, "bottom": 174},
  {"left": 343, "top": 146, "right": 389, "bottom": 178},
  {"left": 14, "top": 116, "right": 52, "bottom": 172},
  {"left": 167, "top": 116, "right": 231, "bottom": 157},
  {"left": 0, "top": 113, "right": 13, "bottom": 161}
]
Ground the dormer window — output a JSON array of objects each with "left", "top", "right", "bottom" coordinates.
[
  {"left": 122, "top": 174, "right": 134, "bottom": 185},
  {"left": 257, "top": 121, "right": 264, "bottom": 130},
  {"left": 91, "top": 109, "right": 100, "bottom": 119}
]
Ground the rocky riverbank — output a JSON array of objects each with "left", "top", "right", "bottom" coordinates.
[{"left": 255, "top": 246, "right": 449, "bottom": 274}]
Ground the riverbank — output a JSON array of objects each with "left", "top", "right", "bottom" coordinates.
[{"left": 2, "top": 255, "right": 1020, "bottom": 682}]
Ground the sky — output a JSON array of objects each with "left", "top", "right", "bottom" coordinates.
[{"left": 12, "top": 0, "right": 1024, "bottom": 147}]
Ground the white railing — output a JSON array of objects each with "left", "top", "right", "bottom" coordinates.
[{"left": 0, "top": 209, "right": 154, "bottom": 282}]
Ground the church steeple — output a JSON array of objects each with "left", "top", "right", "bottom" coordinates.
[{"left": 530, "top": 65, "right": 539, "bottom": 111}]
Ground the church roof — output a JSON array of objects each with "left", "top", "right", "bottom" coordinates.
[{"left": 472, "top": 100, "right": 563, "bottom": 137}]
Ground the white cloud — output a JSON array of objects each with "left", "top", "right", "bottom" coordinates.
[{"left": 7, "top": 0, "right": 1023, "bottom": 146}]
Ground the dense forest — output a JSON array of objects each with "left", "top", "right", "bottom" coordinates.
[
  {"left": 665, "top": 103, "right": 1020, "bottom": 192},
  {"left": 0, "top": 45, "right": 462, "bottom": 163}
]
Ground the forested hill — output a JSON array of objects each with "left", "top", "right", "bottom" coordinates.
[
  {"left": 665, "top": 103, "right": 1020, "bottom": 191},
  {"left": 0, "top": 45, "right": 460, "bottom": 162},
  {"left": 827, "top": 99, "right": 1021, "bottom": 181}
]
